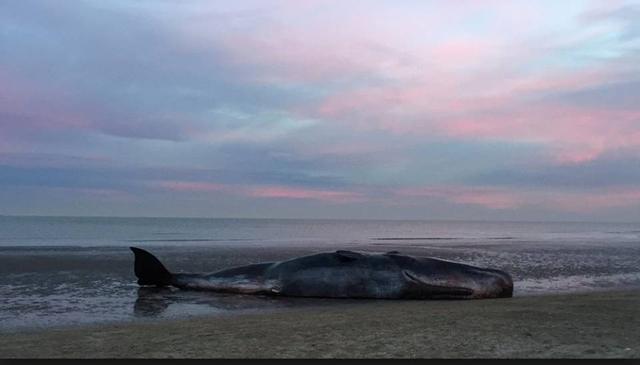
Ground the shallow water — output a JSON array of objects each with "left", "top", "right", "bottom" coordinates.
[{"left": 0, "top": 216, "right": 639, "bottom": 332}]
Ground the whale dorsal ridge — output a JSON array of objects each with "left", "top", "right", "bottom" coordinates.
[{"left": 335, "top": 250, "right": 364, "bottom": 262}]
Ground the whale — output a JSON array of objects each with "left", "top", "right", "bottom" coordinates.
[{"left": 130, "top": 247, "right": 513, "bottom": 300}]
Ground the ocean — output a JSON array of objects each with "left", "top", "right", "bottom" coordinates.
[{"left": 1, "top": 216, "right": 639, "bottom": 332}]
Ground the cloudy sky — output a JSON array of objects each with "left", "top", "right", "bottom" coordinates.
[{"left": 1, "top": 0, "right": 639, "bottom": 221}]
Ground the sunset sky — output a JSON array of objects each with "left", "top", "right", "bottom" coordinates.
[{"left": 1, "top": 0, "right": 639, "bottom": 221}]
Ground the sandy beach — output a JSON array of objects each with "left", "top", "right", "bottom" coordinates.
[{"left": 2, "top": 290, "right": 638, "bottom": 359}]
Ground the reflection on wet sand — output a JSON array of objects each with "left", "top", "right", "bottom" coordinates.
[
  {"left": 133, "top": 287, "right": 362, "bottom": 318},
  {"left": 134, "top": 287, "right": 172, "bottom": 317}
]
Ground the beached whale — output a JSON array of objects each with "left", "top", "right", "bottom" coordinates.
[{"left": 130, "top": 247, "right": 513, "bottom": 300}]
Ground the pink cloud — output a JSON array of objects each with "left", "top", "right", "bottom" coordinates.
[
  {"left": 429, "top": 38, "right": 501, "bottom": 70},
  {"left": 546, "top": 188, "right": 640, "bottom": 212},
  {"left": 73, "top": 187, "right": 131, "bottom": 199},
  {"left": 156, "top": 1, "right": 640, "bottom": 167},
  {"left": 396, "top": 185, "right": 640, "bottom": 212},
  {"left": 39, "top": 186, "right": 131, "bottom": 200},
  {"left": 248, "top": 186, "right": 363, "bottom": 203},
  {"left": 151, "top": 180, "right": 363, "bottom": 203},
  {"left": 174, "top": 1, "right": 548, "bottom": 84},
  {"left": 151, "top": 181, "right": 227, "bottom": 193},
  {"left": 0, "top": 69, "right": 90, "bottom": 132},
  {"left": 444, "top": 105, "right": 640, "bottom": 164},
  {"left": 397, "top": 186, "right": 524, "bottom": 210},
  {"left": 312, "top": 58, "right": 640, "bottom": 163},
  {"left": 2, "top": 68, "right": 206, "bottom": 143},
  {"left": 45, "top": 0, "right": 631, "bottom": 165}
]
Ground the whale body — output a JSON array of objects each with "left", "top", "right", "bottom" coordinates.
[{"left": 130, "top": 247, "right": 513, "bottom": 300}]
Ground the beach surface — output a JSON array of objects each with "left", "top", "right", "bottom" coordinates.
[{"left": 2, "top": 290, "right": 638, "bottom": 359}]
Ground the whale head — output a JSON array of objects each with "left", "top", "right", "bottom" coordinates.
[{"left": 388, "top": 254, "right": 514, "bottom": 299}]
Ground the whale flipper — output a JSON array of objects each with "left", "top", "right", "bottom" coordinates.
[{"left": 130, "top": 247, "right": 173, "bottom": 287}]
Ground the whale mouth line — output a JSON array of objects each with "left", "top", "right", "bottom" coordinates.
[{"left": 402, "top": 270, "right": 474, "bottom": 297}]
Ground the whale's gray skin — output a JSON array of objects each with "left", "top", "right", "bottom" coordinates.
[{"left": 130, "top": 247, "right": 513, "bottom": 299}]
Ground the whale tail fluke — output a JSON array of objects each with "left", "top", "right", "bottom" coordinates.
[{"left": 130, "top": 247, "right": 173, "bottom": 287}]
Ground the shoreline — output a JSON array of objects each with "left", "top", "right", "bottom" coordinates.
[
  {"left": 2, "top": 290, "right": 639, "bottom": 358},
  {"left": 2, "top": 285, "right": 637, "bottom": 335},
  {"left": 0, "top": 283, "right": 633, "bottom": 332}
]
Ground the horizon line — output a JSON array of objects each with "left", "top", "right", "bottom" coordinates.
[{"left": 0, "top": 214, "right": 637, "bottom": 225}]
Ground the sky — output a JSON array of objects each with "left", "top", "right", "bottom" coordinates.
[{"left": 1, "top": 0, "right": 639, "bottom": 221}]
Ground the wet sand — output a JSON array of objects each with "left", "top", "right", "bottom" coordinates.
[{"left": 2, "top": 290, "right": 639, "bottom": 359}]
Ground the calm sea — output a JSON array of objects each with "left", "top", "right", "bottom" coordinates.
[{"left": 1, "top": 216, "right": 639, "bottom": 332}]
